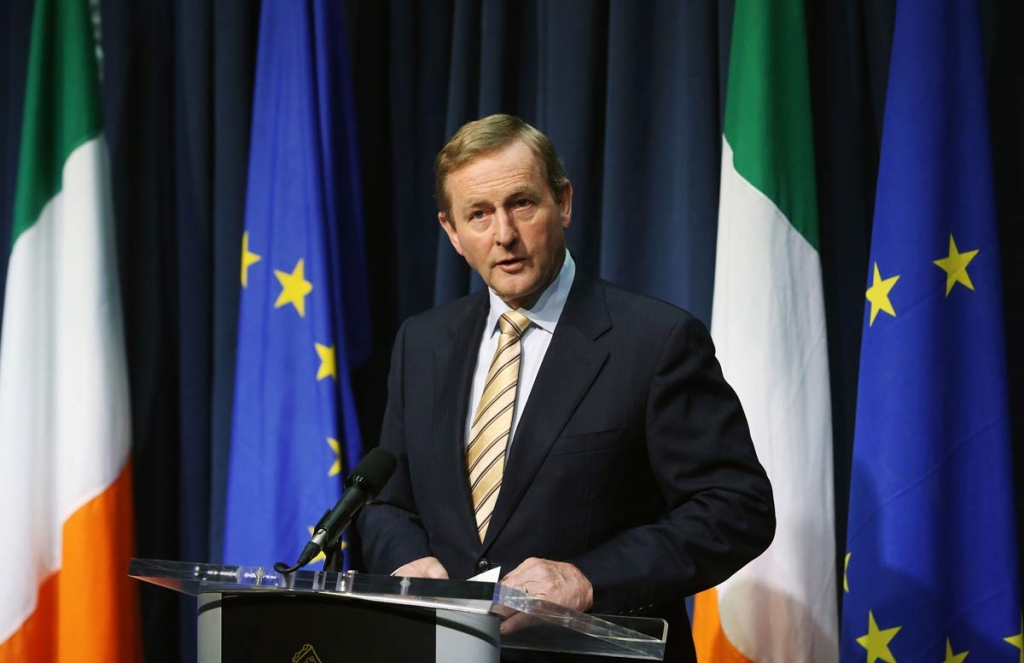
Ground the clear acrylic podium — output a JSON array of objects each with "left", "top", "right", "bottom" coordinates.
[{"left": 130, "top": 558, "right": 666, "bottom": 661}]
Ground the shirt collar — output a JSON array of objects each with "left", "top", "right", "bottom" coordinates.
[{"left": 486, "top": 249, "right": 575, "bottom": 336}]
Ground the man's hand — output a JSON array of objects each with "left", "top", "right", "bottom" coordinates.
[
  {"left": 394, "top": 556, "right": 449, "bottom": 579},
  {"left": 501, "top": 557, "right": 593, "bottom": 612}
]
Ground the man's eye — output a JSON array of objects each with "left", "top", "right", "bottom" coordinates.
[
  {"left": 515, "top": 199, "right": 532, "bottom": 208},
  {"left": 470, "top": 210, "right": 485, "bottom": 220}
]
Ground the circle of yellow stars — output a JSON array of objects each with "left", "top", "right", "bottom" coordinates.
[
  {"left": 865, "top": 233, "right": 980, "bottom": 326},
  {"left": 240, "top": 232, "right": 339, "bottom": 388},
  {"left": 241, "top": 231, "right": 350, "bottom": 560},
  {"left": 856, "top": 234, "right": 1019, "bottom": 660},
  {"left": 845, "top": 550, "right": 1023, "bottom": 662}
]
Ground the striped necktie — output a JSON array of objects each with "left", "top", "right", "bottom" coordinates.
[{"left": 467, "top": 310, "right": 531, "bottom": 542}]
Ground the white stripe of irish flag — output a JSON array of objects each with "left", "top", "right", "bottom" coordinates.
[{"left": 693, "top": 0, "right": 837, "bottom": 661}]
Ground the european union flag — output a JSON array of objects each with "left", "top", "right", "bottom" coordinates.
[
  {"left": 840, "top": 1, "right": 1021, "bottom": 661},
  {"left": 223, "top": 0, "right": 370, "bottom": 570}
]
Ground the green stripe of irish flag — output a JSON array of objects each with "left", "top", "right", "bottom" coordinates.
[
  {"left": 723, "top": 0, "right": 819, "bottom": 250},
  {"left": 11, "top": 0, "right": 102, "bottom": 245}
]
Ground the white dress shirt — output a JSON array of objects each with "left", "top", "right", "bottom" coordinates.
[{"left": 464, "top": 250, "right": 576, "bottom": 450}]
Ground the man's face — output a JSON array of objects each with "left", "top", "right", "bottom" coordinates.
[{"left": 439, "top": 140, "right": 573, "bottom": 310}]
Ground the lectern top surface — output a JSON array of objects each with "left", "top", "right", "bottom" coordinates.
[{"left": 129, "top": 558, "right": 667, "bottom": 660}]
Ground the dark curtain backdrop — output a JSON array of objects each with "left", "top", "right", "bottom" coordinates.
[{"left": 0, "top": 1, "right": 1021, "bottom": 661}]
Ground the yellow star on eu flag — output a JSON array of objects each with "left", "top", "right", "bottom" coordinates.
[
  {"left": 327, "top": 437, "right": 341, "bottom": 477},
  {"left": 856, "top": 610, "right": 900, "bottom": 663},
  {"left": 866, "top": 263, "right": 899, "bottom": 326},
  {"left": 1005, "top": 613, "right": 1023, "bottom": 663},
  {"left": 274, "top": 258, "right": 313, "bottom": 317},
  {"left": 844, "top": 552, "right": 851, "bottom": 593},
  {"left": 943, "top": 638, "right": 969, "bottom": 663},
  {"left": 240, "top": 231, "right": 262, "bottom": 288},
  {"left": 315, "top": 343, "right": 337, "bottom": 381},
  {"left": 933, "top": 234, "right": 979, "bottom": 296}
]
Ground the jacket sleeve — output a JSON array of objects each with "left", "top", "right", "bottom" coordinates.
[
  {"left": 568, "top": 315, "right": 776, "bottom": 613},
  {"left": 355, "top": 320, "right": 433, "bottom": 573}
]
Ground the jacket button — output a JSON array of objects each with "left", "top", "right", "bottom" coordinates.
[{"left": 476, "top": 558, "right": 490, "bottom": 572}]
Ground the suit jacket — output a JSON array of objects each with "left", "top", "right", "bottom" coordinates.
[{"left": 356, "top": 274, "right": 775, "bottom": 663}]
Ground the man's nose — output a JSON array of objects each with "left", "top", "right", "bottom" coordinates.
[{"left": 494, "top": 210, "right": 518, "bottom": 246}]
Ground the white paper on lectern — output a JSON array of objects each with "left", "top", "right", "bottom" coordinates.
[{"left": 469, "top": 566, "right": 501, "bottom": 583}]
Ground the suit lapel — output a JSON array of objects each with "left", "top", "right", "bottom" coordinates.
[
  {"left": 481, "top": 277, "right": 611, "bottom": 551},
  {"left": 432, "top": 292, "right": 489, "bottom": 548}
]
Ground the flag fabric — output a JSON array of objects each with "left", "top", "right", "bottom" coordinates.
[
  {"left": 692, "top": 0, "right": 837, "bottom": 660},
  {"left": 0, "top": 0, "right": 140, "bottom": 660},
  {"left": 840, "top": 1, "right": 1021, "bottom": 661},
  {"left": 222, "top": 0, "right": 370, "bottom": 570}
]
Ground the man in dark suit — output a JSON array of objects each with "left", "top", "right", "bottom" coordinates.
[{"left": 357, "top": 114, "right": 774, "bottom": 662}]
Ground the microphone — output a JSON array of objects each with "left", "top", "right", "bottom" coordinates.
[{"left": 274, "top": 447, "right": 397, "bottom": 574}]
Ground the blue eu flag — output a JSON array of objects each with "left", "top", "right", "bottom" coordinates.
[
  {"left": 223, "top": 0, "right": 370, "bottom": 570},
  {"left": 840, "top": 1, "right": 1021, "bottom": 661}
]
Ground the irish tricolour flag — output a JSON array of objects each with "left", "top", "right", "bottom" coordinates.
[
  {"left": 0, "top": 0, "right": 140, "bottom": 660},
  {"left": 692, "top": 0, "right": 837, "bottom": 661}
]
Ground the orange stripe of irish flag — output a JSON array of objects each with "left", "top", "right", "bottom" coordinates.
[
  {"left": 0, "top": 460, "right": 141, "bottom": 663},
  {"left": 692, "top": 587, "right": 755, "bottom": 663}
]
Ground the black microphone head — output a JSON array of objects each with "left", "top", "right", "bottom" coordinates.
[{"left": 345, "top": 448, "right": 397, "bottom": 497}]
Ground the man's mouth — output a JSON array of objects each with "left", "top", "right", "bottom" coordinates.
[{"left": 496, "top": 257, "right": 527, "bottom": 271}]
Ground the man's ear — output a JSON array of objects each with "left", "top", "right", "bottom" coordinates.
[
  {"left": 439, "top": 212, "right": 464, "bottom": 256},
  {"left": 559, "top": 180, "right": 573, "bottom": 229}
]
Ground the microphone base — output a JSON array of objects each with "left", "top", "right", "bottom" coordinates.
[{"left": 323, "top": 539, "right": 344, "bottom": 573}]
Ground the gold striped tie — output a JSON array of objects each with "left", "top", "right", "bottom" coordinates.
[{"left": 467, "top": 310, "right": 531, "bottom": 542}]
